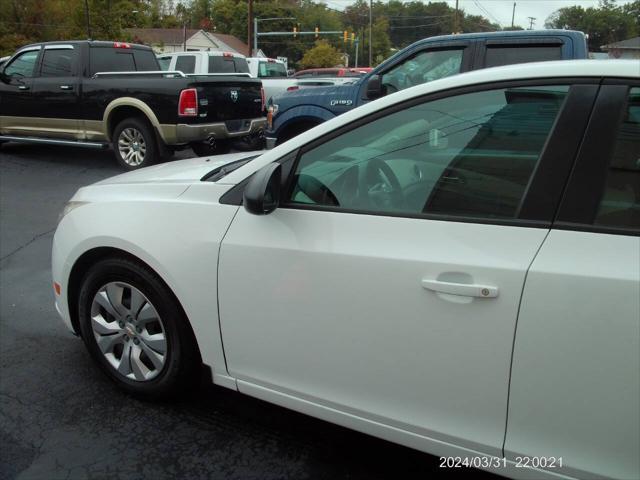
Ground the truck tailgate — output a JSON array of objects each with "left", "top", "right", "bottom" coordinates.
[{"left": 190, "top": 76, "right": 263, "bottom": 126}]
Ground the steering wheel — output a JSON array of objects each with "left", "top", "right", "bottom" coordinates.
[
  {"left": 294, "top": 174, "right": 339, "bottom": 206},
  {"left": 358, "top": 158, "right": 404, "bottom": 210}
]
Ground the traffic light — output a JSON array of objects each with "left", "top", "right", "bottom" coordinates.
[
  {"left": 315, "top": 26, "right": 319, "bottom": 39},
  {"left": 343, "top": 30, "right": 348, "bottom": 42},
  {"left": 293, "top": 26, "right": 297, "bottom": 38}
]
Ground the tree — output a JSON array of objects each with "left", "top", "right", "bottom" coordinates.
[
  {"left": 299, "top": 40, "right": 342, "bottom": 68},
  {"left": 545, "top": 0, "right": 637, "bottom": 51}
]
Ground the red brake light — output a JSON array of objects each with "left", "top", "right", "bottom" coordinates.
[
  {"left": 267, "top": 58, "right": 275, "bottom": 63},
  {"left": 223, "top": 52, "right": 234, "bottom": 58},
  {"left": 260, "top": 87, "right": 265, "bottom": 112},
  {"left": 178, "top": 88, "right": 198, "bottom": 117},
  {"left": 286, "top": 86, "right": 299, "bottom": 92},
  {"left": 113, "top": 42, "right": 131, "bottom": 49}
]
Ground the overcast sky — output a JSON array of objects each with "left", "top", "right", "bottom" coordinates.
[{"left": 323, "top": 0, "right": 635, "bottom": 29}]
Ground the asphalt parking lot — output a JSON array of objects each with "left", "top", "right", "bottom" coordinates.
[{"left": 0, "top": 143, "right": 494, "bottom": 480}]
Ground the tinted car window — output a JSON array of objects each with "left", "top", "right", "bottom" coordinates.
[
  {"left": 485, "top": 45, "right": 562, "bottom": 68},
  {"left": 382, "top": 49, "right": 463, "bottom": 93},
  {"left": 90, "top": 48, "right": 135, "bottom": 74},
  {"left": 5, "top": 50, "right": 39, "bottom": 77},
  {"left": 175, "top": 55, "right": 196, "bottom": 74},
  {"left": 288, "top": 85, "right": 569, "bottom": 220},
  {"left": 40, "top": 48, "right": 75, "bottom": 77},
  {"left": 594, "top": 87, "right": 640, "bottom": 229},
  {"left": 208, "top": 56, "right": 250, "bottom": 74},
  {"left": 133, "top": 50, "right": 159, "bottom": 71}
]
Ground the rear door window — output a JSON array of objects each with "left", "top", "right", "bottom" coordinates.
[
  {"left": 40, "top": 48, "right": 76, "bottom": 77},
  {"left": 208, "top": 56, "right": 250, "bottom": 74},
  {"left": 175, "top": 55, "right": 196, "bottom": 74},
  {"left": 485, "top": 44, "right": 562, "bottom": 68},
  {"left": 133, "top": 50, "right": 159, "bottom": 71},
  {"left": 90, "top": 48, "right": 135, "bottom": 75},
  {"left": 594, "top": 87, "right": 640, "bottom": 229}
]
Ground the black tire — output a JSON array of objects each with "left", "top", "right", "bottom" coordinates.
[
  {"left": 112, "top": 117, "right": 159, "bottom": 170},
  {"left": 190, "top": 139, "right": 231, "bottom": 157},
  {"left": 78, "top": 257, "right": 201, "bottom": 398}
]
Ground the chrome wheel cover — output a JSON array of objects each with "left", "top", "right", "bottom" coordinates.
[
  {"left": 117, "top": 127, "right": 147, "bottom": 166},
  {"left": 90, "top": 282, "right": 167, "bottom": 381}
]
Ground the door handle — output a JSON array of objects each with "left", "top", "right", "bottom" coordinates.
[
  {"left": 421, "top": 279, "right": 499, "bottom": 298},
  {"left": 18, "top": 85, "right": 29, "bottom": 90},
  {"left": 59, "top": 85, "right": 73, "bottom": 90}
]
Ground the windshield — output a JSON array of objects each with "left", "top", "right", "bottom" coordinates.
[{"left": 258, "top": 61, "right": 287, "bottom": 78}]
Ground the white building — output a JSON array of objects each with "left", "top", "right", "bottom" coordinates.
[
  {"left": 601, "top": 37, "right": 640, "bottom": 60},
  {"left": 125, "top": 28, "right": 250, "bottom": 56}
]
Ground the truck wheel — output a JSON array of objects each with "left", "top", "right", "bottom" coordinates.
[
  {"left": 190, "top": 139, "right": 231, "bottom": 157},
  {"left": 113, "top": 117, "right": 159, "bottom": 170}
]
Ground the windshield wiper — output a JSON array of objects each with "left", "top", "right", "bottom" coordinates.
[{"left": 202, "top": 156, "right": 259, "bottom": 182}]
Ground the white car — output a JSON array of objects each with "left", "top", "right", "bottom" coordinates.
[{"left": 52, "top": 60, "right": 639, "bottom": 480}]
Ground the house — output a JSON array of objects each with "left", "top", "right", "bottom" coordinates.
[
  {"left": 601, "top": 37, "right": 640, "bottom": 59},
  {"left": 125, "top": 28, "right": 250, "bottom": 56}
]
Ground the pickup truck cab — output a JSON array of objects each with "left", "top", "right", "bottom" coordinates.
[
  {"left": 266, "top": 29, "right": 588, "bottom": 147},
  {"left": 0, "top": 41, "right": 266, "bottom": 169},
  {"left": 245, "top": 57, "right": 297, "bottom": 105},
  {"left": 157, "top": 50, "right": 251, "bottom": 76}
]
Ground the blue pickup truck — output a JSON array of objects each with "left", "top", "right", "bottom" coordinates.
[{"left": 265, "top": 30, "right": 588, "bottom": 148}]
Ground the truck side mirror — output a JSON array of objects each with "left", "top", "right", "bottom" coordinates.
[
  {"left": 243, "top": 163, "right": 282, "bottom": 215},
  {"left": 365, "top": 75, "right": 383, "bottom": 100}
]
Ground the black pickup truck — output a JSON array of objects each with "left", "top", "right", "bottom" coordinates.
[{"left": 0, "top": 41, "right": 266, "bottom": 169}]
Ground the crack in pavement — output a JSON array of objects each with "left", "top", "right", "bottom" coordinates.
[{"left": 0, "top": 228, "right": 55, "bottom": 263}]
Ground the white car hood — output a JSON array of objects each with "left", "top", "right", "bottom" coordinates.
[{"left": 94, "top": 151, "right": 263, "bottom": 186}]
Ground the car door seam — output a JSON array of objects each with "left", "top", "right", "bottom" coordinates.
[
  {"left": 215, "top": 205, "right": 241, "bottom": 376},
  {"left": 501, "top": 227, "right": 552, "bottom": 458}
]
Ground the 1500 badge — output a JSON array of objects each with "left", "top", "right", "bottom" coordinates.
[{"left": 330, "top": 99, "right": 353, "bottom": 106}]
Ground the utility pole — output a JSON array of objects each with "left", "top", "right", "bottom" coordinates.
[
  {"left": 511, "top": 2, "right": 516, "bottom": 28},
  {"left": 454, "top": 0, "right": 459, "bottom": 33},
  {"left": 354, "top": 38, "right": 359, "bottom": 68},
  {"left": 83, "top": 0, "right": 92, "bottom": 39},
  {"left": 254, "top": 17, "right": 258, "bottom": 55},
  {"left": 247, "top": 0, "right": 254, "bottom": 56},
  {"left": 528, "top": 16, "right": 536, "bottom": 30},
  {"left": 183, "top": 23, "right": 187, "bottom": 51},
  {"left": 368, "top": 0, "right": 372, "bottom": 67}
]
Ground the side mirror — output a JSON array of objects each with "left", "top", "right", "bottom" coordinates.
[
  {"left": 365, "top": 74, "right": 383, "bottom": 99},
  {"left": 243, "top": 163, "right": 282, "bottom": 215}
]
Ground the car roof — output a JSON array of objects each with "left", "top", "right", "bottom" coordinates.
[
  {"left": 222, "top": 59, "right": 639, "bottom": 185},
  {"left": 415, "top": 29, "right": 585, "bottom": 44},
  {"left": 158, "top": 51, "right": 246, "bottom": 58},
  {"left": 16, "top": 40, "right": 153, "bottom": 51}
]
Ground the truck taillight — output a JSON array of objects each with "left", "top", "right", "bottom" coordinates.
[
  {"left": 286, "top": 86, "right": 299, "bottom": 92},
  {"left": 178, "top": 88, "right": 198, "bottom": 116},
  {"left": 113, "top": 42, "right": 131, "bottom": 49},
  {"left": 260, "top": 87, "right": 265, "bottom": 112}
]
